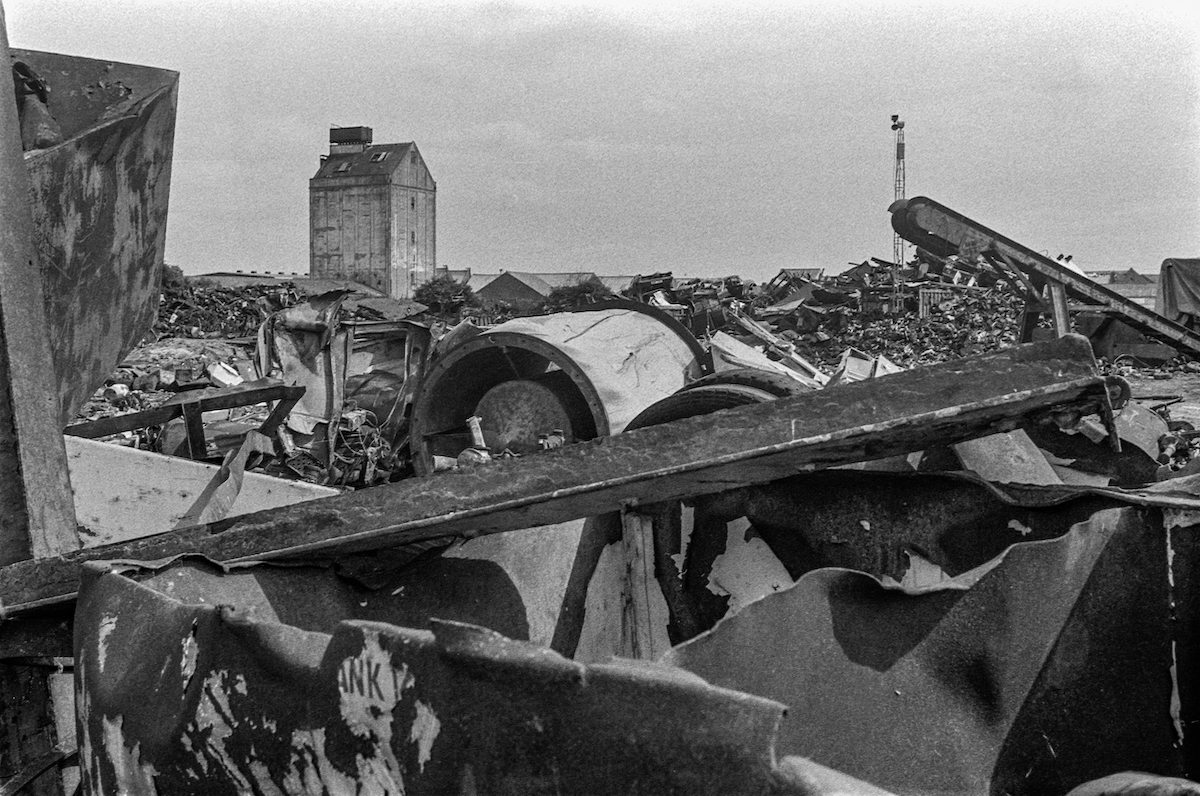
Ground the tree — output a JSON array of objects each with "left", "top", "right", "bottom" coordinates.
[
  {"left": 542, "top": 277, "right": 614, "bottom": 313},
  {"left": 415, "top": 276, "right": 473, "bottom": 316}
]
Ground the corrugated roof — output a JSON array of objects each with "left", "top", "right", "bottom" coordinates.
[{"left": 311, "top": 143, "right": 413, "bottom": 180}]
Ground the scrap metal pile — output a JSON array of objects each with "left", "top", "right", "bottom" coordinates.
[
  {"left": 749, "top": 262, "right": 1028, "bottom": 368},
  {"left": 618, "top": 263, "right": 1035, "bottom": 374},
  {"left": 154, "top": 265, "right": 302, "bottom": 339},
  {"left": 14, "top": 333, "right": 1200, "bottom": 796},
  {"left": 6, "top": 32, "right": 1200, "bottom": 792}
]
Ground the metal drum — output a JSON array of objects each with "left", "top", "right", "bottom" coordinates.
[{"left": 410, "top": 304, "right": 704, "bottom": 473}]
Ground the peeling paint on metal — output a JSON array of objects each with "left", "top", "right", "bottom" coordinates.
[
  {"left": 1168, "top": 526, "right": 1185, "bottom": 746},
  {"left": 97, "top": 613, "right": 117, "bottom": 672},
  {"left": 409, "top": 700, "right": 440, "bottom": 773},
  {"left": 180, "top": 620, "right": 198, "bottom": 691},
  {"left": 191, "top": 670, "right": 254, "bottom": 790},
  {"left": 1163, "top": 508, "right": 1200, "bottom": 531},
  {"left": 102, "top": 714, "right": 159, "bottom": 796},
  {"left": 247, "top": 760, "right": 286, "bottom": 796},
  {"left": 670, "top": 504, "right": 694, "bottom": 579},
  {"left": 705, "top": 518, "right": 792, "bottom": 614},
  {"left": 1008, "top": 518, "right": 1034, "bottom": 536},
  {"left": 337, "top": 629, "right": 411, "bottom": 793}
]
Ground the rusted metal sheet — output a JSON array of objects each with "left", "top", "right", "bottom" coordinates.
[
  {"left": 67, "top": 476, "right": 1200, "bottom": 794},
  {"left": 0, "top": 21, "right": 78, "bottom": 567},
  {"left": 665, "top": 502, "right": 1192, "bottom": 796},
  {"left": 0, "top": 336, "right": 1124, "bottom": 617},
  {"left": 411, "top": 306, "right": 704, "bottom": 472},
  {"left": 15, "top": 49, "right": 178, "bottom": 426},
  {"left": 891, "top": 196, "right": 1200, "bottom": 357},
  {"left": 1027, "top": 401, "right": 1167, "bottom": 486},
  {"left": 73, "top": 562, "right": 895, "bottom": 796},
  {"left": 569, "top": 468, "right": 1200, "bottom": 654}
]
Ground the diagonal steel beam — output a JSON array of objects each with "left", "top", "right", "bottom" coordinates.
[
  {"left": 0, "top": 335, "right": 1118, "bottom": 619},
  {"left": 891, "top": 196, "right": 1200, "bottom": 356}
]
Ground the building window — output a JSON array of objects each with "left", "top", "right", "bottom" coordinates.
[
  {"left": 369, "top": 151, "right": 389, "bottom": 163},
  {"left": 335, "top": 161, "right": 351, "bottom": 173},
  {"left": 410, "top": 152, "right": 417, "bottom": 164},
  {"left": 410, "top": 231, "right": 416, "bottom": 244},
  {"left": 410, "top": 197, "right": 415, "bottom": 209}
]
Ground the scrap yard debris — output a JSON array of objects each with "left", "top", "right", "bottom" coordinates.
[
  {"left": 155, "top": 265, "right": 301, "bottom": 339},
  {"left": 72, "top": 252, "right": 1200, "bottom": 491},
  {"left": 11, "top": 22, "right": 1200, "bottom": 796}
]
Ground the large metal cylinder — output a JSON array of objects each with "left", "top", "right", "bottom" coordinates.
[{"left": 411, "top": 305, "right": 703, "bottom": 473}]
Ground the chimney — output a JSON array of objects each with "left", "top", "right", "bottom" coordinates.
[{"left": 329, "top": 125, "right": 373, "bottom": 156}]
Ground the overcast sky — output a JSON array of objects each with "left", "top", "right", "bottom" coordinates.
[{"left": 6, "top": 0, "right": 1199, "bottom": 281}]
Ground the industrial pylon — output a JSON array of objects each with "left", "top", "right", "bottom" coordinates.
[{"left": 891, "top": 114, "right": 906, "bottom": 312}]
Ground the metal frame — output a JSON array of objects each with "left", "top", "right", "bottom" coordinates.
[{"left": 891, "top": 196, "right": 1200, "bottom": 354}]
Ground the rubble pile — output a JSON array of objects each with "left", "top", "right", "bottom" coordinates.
[
  {"left": 781, "top": 286, "right": 1026, "bottom": 369},
  {"left": 155, "top": 267, "right": 301, "bottom": 339},
  {"left": 621, "top": 261, "right": 1029, "bottom": 370},
  {"left": 73, "top": 337, "right": 257, "bottom": 445},
  {"left": 71, "top": 261, "right": 1197, "bottom": 492}
]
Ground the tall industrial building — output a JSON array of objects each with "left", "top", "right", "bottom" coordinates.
[{"left": 309, "top": 126, "right": 436, "bottom": 299}]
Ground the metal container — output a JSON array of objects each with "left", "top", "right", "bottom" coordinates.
[
  {"left": 410, "top": 304, "right": 704, "bottom": 473},
  {"left": 15, "top": 49, "right": 178, "bottom": 425}
]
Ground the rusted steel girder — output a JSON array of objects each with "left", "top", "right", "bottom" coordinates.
[
  {"left": 890, "top": 196, "right": 1200, "bottom": 356},
  {"left": 0, "top": 335, "right": 1121, "bottom": 618}
]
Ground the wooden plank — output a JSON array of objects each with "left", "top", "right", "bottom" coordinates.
[
  {"left": 724, "top": 305, "right": 829, "bottom": 384},
  {"left": 0, "top": 335, "right": 1118, "bottom": 618},
  {"left": 182, "top": 401, "right": 206, "bottom": 459},
  {"left": 0, "top": 11, "right": 77, "bottom": 565},
  {"left": 63, "top": 383, "right": 303, "bottom": 440},
  {"left": 620, "top": 512, "right": 671, "bottom": 659}
]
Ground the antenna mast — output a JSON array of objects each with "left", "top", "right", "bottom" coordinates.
[{"left": 891, "top": 114, "right": 906, "bottom": 270}]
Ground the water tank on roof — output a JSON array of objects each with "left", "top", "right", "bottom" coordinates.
[{"left": 329, "top": 126, "right": 372, "bottom": 145}]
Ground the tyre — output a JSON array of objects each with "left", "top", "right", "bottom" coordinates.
[
  {"left": 626, "top": 384, "right": 778, "bottom": 430},
  {"left": 677, "top": 367, "right": 812, "bottom": 400}
]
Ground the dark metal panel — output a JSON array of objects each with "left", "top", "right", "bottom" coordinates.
[
  {"left": 0, "top": 335, "right": 1124, "bottom": 616},
  {"left": 1170, "top": 519, "right": 1200, "bottom": 778},
  {"left": 666, "top": 505, "right": 1186, "bottom": 795},
  {"left": 0, "top": 34, "right": 78, "bottom": 565},
  {"left": 16, "top": 49, "right": 178, "bottom": 426},
  {"left": 73, "top": 564, "right": 887, "bottom": 795}
]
